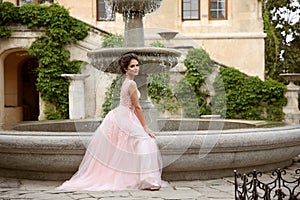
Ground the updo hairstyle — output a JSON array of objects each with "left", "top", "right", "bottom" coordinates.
[{"left": 118, "top": 53, "right": 139, "bottom": 74}]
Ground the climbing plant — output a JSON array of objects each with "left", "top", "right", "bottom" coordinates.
[
  {"left": 101, "top": 34, "right": 123, "bottom": 117},
  {"left": 174, "top": 47, "right": 287, "bottom": 121},
  {"left": 0, "top": 2, "right": 89, "bottom": 119},
  {"left": 174, "top": 48, "right": 213, "bottom": 117},
  {"left": 102, "top": 33, "right": 124, "bottom": 48},
  {"left": 147, "top": 41, "right": 179, "bottom": 114},
  {"left": 212, "top": 67, "right": 287, "bottom": 121}
]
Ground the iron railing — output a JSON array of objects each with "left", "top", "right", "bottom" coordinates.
[{"left": 234, "top": 168, "right": 300, "bottom": 200}]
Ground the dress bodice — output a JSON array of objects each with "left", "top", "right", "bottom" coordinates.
[{"left": 119, "top": 80, "right": 140, "bottom": 108}]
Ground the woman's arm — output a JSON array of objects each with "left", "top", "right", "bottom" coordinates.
[{"left": 128, "top": 82, "right": 155, "bottom": 138}]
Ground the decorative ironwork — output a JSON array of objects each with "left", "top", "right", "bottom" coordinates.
[{"left": 234, "top": 168, "right": 300, "bottom": 200}]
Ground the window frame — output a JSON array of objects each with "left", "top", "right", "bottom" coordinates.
[
  {"left": 97, "top": 0, "right": 115, "bottom": 21},
  {"left": 208, "top": 0, "right": 228, "bottom": 20},
  {"left": 182, "top": 0, "right": 200, "bottom": 21}
]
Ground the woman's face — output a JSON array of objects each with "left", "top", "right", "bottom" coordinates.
[{"left": 125, "top": 59, "right": 139, "bottom": 76}]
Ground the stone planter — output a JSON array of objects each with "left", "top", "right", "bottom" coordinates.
[{"left": 280, "top": 73, "right": 300, "bottom": 124}]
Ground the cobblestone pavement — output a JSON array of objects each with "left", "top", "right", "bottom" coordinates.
[{"left": 0, "top": 161, "right": 299, "bottom": 200}]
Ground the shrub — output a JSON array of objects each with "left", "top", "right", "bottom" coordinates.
[
  {"left": 212, "top": 67, "right": 287, "bottom": 121},
  {"left": 174, "top": 48, "right": 214, "bottom": 117}
]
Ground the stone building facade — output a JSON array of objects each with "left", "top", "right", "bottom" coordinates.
[{"left": 0, "top": 0, "right": 265, "bottom": 129}]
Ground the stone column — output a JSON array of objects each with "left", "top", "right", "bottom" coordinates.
[
  {"left": 38, "top": 93, "right": 47, "bottom": 121},
  {"left": 62, "top": 74, "right": 89, "bottom": 120},
  {"left": 124, "top": 11, "right": 145, "bottom": 47},
  {"left": 0, "top": 64, "right": 4, "bottom": 130}
]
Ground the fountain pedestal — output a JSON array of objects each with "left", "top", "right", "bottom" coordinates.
[
  {"left": 124, "top": 12, "right": 145, "bottom": 47},
  {"left": 62, "top": 74, "right": 89, "bottom": 120},
  {"left": 280, "top": 73, "right": 300, "bottom": 124},
  {"left": 135, "top": 75, "right": 158, "bottom": 130}
]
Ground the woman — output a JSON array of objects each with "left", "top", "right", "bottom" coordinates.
[{"left": 57, "top": 53, "right": 167, "bottom": 191}]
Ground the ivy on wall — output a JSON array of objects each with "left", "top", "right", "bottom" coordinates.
[
  {"left": 147, "top": 41, "right": 179, "bottom": 114},
  {"left": 174, "top": 48, "right": 213, "bottom": 117},
  {"left": 212, "top": 67, "right": 287, "bottom": 121},
  {"left": 0, "top": 2, "right": 89, "bottom": 119},
  {"left": 175, "top": 48, "right": 287, "bottom": 121}
]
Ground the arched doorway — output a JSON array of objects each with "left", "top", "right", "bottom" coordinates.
[
  {"left": 3, "top": 51, "right": 39, "bottom": 128},
  {"left": 21, "top": 58, "right": 39, "bottom": 121}
]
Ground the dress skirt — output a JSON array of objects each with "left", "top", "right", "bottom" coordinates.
[{"left": 57, "top": 105, "right": 167, "bottom": 191}]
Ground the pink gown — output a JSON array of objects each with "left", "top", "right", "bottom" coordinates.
[{"left": 57, "top": 80, "right": 167, "bottom": 191}]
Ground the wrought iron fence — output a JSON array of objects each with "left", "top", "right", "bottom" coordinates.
[{"left": 234, "top": 168, "right": 300, "bottom": 200}]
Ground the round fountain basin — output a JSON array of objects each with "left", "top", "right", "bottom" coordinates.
[
  {"left": 12, "top": 118, "right": 260, "bottom": 132},
  {"left": 0, "top": 125, "right": 299, "bottom": 181},
  {"left": 111, "top": 0, "right": 162, "bottom": 14},
  {"left": 87, "top": 47, "right": 181, "bottom": 74}
]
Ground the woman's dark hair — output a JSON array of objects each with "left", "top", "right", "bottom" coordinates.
[{"left": 118, "top": 53, "right": 139, "bottom": 74}]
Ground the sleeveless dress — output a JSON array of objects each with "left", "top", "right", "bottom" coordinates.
[{"left": 57, "top": 80, "right": 167, "bottom": 191}]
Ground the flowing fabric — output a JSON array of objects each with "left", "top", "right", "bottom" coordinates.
[{"left": 57, "top": 80, "right": 167, "bottom": 191}]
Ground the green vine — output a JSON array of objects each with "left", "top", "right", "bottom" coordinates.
[
  {"left": 212, "top": 67, "right": 287, "bottom": 121},
  {"left": 174, "top": 47, "right": 286, "bottom": 121},
  {"left": 100, "top": 34, "right": 123, "bottom": 117},
  {"left": 147, "top": 72, "right": 179, "bottom": 113},
  {"left": 102, "top": 33, "right": 124, "bottom": 48},
  {"left": 101, "top": 77, "right": 122, "bottom": 118},
  {"left": 174, "top": 48, "right": 213, "bottom": 117},
  {"left": 0, "top": 2, "right": 89, "bottom": 119},
  {"left": 147, "top": 41, "right": 179, "bottom": 114}
]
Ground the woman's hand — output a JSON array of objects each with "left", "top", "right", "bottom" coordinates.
[{"left": 144, "top": 126, "right": 156, "bottom": 138}]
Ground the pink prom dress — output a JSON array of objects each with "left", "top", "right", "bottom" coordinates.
[{"left": 57, "top": 80, "right": 167, "bottom": 191}]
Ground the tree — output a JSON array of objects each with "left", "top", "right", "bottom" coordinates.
[{"left": 264, "top": 0, "right": 300, "bottom": 80}]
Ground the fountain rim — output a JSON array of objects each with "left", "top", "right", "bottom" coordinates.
[
  {"left": 0, "top": 124, "right": 299, "bottom": 181},
  {"left": 108, "top": 0, "right": 163, "bottom": 14},
  {"left": 87, "top": 47, "right": 182, "bottom": 57},
  {"left": 7, "top": 123, "right": 297, "bottom": 135}
]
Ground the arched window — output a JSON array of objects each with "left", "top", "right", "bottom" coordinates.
[
  {"left": 97, "top": 0, "right": 115, "bottom": 21},
  {"left": 182, "top": 0, "right": 200, "bottom": 20},
  {"left": 209, "top": 0, "right": 227, "bottom": 20}
]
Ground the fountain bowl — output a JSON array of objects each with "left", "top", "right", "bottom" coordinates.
[
  {"left": 111, "top": 0, "right": 163, "bottom": 14},
  {"left": 158, "top": 31, "right": 179, "bottom": 40},
  {"left": 87, "top": 47, "right": 181, "bottom": 74}
]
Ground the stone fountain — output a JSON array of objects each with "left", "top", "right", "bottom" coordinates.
[
  {"left": 0, "top": 0, "right": 300, "bottom": 182},
  {"left": 87, "top": 0, "right": 181, "bottom": 130}
]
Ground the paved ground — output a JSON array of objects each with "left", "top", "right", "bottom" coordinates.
[{"left": 0, "top": 160, "right": 299, "bottom": 200}]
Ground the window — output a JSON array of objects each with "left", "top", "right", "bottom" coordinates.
[
  {"left": 18, "top": 0, "right": 53, "bottom": 6},
  {"left": 182, "top": 0, "right": 200, "bottom": 20},
  {"left": 209, "top": 0, "right": 227, "bottom": 20},
  {"left": 97, "top": 0, "right": 114, "bottom": 21}
]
